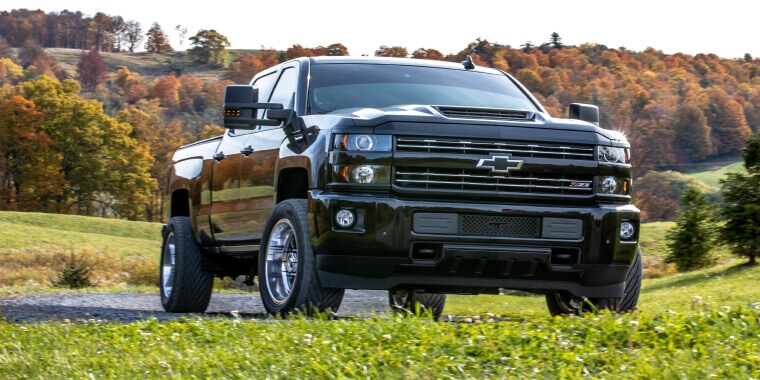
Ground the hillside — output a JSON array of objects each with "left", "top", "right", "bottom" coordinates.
[{"left": 42, "top": 48, "right": 239, "bottom": 82}]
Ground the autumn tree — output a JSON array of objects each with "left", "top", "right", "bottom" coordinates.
[
  {"left": 90, "top": 12, "right": 114, "bottom": 51},
  {"left": 718, "top": 134, "right": 760, "bottom": 265},
  {"left": 665, "top": 186, "right": 718, "bottom": 271},
  {"left": 706, "top": 87, "right": 752, "bottom": 155},
  {"left": 375, "top": 45, "right": 408, "bottom": 57},
  {"left": 112, "top": 66, "right": 147, "bottom": 104},
  {"left": 77, "top": 49, "right": 108, "bottom": 91},
  {"left": 149, "top": 75, "right": 180, "bottom": 110},
  {"left": 325, "top": 43, "right": 349, "bottom": 56},
  {"left": 145, "top": 22, "right": 172, "bottom": 53},
  {"left": 17, "top": 40, "right": 66, "bottom": 80},
  {"left": 19, "top": 76, "right": 156, "bottom": 219},
  {"left": 0, "top": 36, "right": 11, "bottom": 58},
  {"left": 224, "top": 54, "right": 264, "bottom": 84},
  {"left": 674, "top": 103, "right": 712, "bottom": 161},
  {"left": 0, "top": 95, "right": 63, "bottom": 210},
  {"left": 117, "top": 104, "right": 186, "bottom": 221},
  {"left": 188, "top": 29, "right": 230, "bottom": 65},
  {"left": 411, "top": 48, "right": 444, "bottom": 60}
]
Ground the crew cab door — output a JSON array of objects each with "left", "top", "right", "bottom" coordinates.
[
  {"left": 208, "top": 130, "right": 250, "bottom": 246},
  {"left": 236, "top": 66, "right": 298, "bottom": 243}
]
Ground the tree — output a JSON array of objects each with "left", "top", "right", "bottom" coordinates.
[
  {"left": 375, "top": 45, "right": 408, "bottom": 57},
  {"left": 117, "top": 104, "right": 187, "bottom": 221},
  {"left": 17, "top": 40, "right": 66, "bottom": 80},
  {"left": 550, "top": 32, "right": 563, "bottom": 49},
  {"left": 707, "top": 87, "right": 752, "bottom": 155},
  {"left": 0, "top": 36, "right": 12, "bottom": 58},
  {"left": 674, "top": 103, "right": 712, "bottom": 161},
  {"left": 188, "top": 29, "right": 230, "bottom": 65},
  {"left": 19, "top": 76, "right": 156, "bottom": 219},
  {"left": 125, "top": 20, "right": 143, "bottom": 52},
  {"left": 411, "top": 48, "right": 444, "bottom": 60},
  {"left": 718, "top": 134, "right": 760, "bottom": 265},
  {"left": 77, "top": 49, "right": 108, "bottom": 91},
  {"left": 145, "top": 22, "right": 171, "bottom": 53},
  {"left": 175, "top": 25, "right": 188, "bottom": 48},
  {"left": 0, "top": 95, "right": 63, "bottom": 210},
  {"left": 111, "top": 16, "right": 126, "bottom": 51},
  {"left": 89, "top": 12, "right": 114, "bottom": 51},
  {"left": 326, "top": 43, "right": 349, "bottom": 56},
  {"left": 223, "top": 54, "right": 264, "bottom": 84},
  {"left": 664, "top": 186, "right": 718, "bottom": 271}
]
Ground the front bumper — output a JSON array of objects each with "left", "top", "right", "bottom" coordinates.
[{"left": 308, "top": 190, "right": 640, "bottom": 297}]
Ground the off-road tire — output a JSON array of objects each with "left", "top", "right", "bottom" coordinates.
[
  {"left": 389, "top": 289, "right": 447, "bottom": 320},
  {"left": 258, "top": 199, "right": 344, "bottom": 316},
  {"left": 160, "top": 216, "right": 214, "bottom": 313},
  {"left": 546, "top": 247, "right": 642, "bottom": 316}
]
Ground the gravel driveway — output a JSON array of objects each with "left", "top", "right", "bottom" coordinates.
[{"left": 0, "top": 290, "right": 391, "bottom": 323}]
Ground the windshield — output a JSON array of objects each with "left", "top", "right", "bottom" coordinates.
[{"left": 307, "top": 63, "right": 538, "bottom": 115}]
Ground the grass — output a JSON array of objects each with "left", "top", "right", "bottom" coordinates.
[
  {"left": 1, "top": 211, "right": 759, "bottom": 378},
  {"left": 0, "top": 211, "right": 161, "bottom": 287},
  {"left": 1, "top": 298, "right": 758, "bottom": 378},
  {"left": 685, "top": 158, "right": 745, "bottom": 189}
]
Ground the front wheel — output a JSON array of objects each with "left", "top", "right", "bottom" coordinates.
[
  {"left": 258, "top": 199, "right": 344, "bottom": 316},
  {"left": 160, "top": 216, "right": 214, "bottom": 313},
  {"left": 546, "top": 247, "right": 642, "bottom": 316},
  {"left": 389, "top": 289, "right": 447, "bottom": 320}
]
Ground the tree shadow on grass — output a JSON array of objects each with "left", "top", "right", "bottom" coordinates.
[{"left": 643, "top": 261, "right": 757, "bottom": 293}]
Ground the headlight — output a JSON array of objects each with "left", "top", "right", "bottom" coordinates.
[
  {"left": 598, "top": 146, "right": 630, "bottom": 164},
  {"left": 333, "top": 165, "right": 390, "bottom": 184},
  {"left": 597, "top": 176, "right": 630, "bottom": 195},
  {"left": 333, "top": 134, "right": 392, "bottom": 152}
]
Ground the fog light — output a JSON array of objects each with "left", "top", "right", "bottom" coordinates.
[
  {"left": 353, "top": 165, "right": 375, "bottom": 183},
  {"left": 335, "top": 209, "right": 355, "bottom": 228},
  {"left": 620, "top": 221, "right": 636, "bottom": 241}
]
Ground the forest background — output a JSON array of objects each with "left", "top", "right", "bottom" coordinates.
[{"left": 1, "top": 8, "right": 757, "bottom": 223}]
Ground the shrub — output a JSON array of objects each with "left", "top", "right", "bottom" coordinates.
[{"left": 53, "top": 250, "right": 94, "bottom": 288}]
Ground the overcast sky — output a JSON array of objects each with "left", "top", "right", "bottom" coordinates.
[{"left": 3, "top": 0, "right": 758, "bottom": 59}]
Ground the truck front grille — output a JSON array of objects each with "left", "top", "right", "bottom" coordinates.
[
  {"left": 394, "top": 167, "right": 594, "bottom": 195},
  {"left": 396, "top": 137, "right": 595, "bottom": 160}
]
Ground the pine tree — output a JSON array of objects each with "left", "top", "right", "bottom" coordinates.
[
  {"left": 718, "top": 134, "right": 760, "bottom": 265},
  {"left": 664, "top": 186, "right": 718, "bottom": 271}
]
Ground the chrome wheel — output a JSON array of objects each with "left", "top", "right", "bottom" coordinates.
[
  {"left": 389, "top": 289, "right": 409, "bottom": 309},
  {"left": 161, "top": 233, "right": 176, "bottom": 299},
  {"left": 264, "top": 219, "right": 299, "bottom": 305}
]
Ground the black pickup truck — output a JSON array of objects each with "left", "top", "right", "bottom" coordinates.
[{"left": 159, "top": 56, "right": 641, "bottom": 318}]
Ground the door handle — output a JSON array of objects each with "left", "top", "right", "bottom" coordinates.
[
  {"left": 240, "top": 146, "right": 254, "bottom": 156},
  {"left": 213, "top": 152, "right": 225, "bottom": 161}
]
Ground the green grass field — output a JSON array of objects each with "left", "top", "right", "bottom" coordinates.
[
  {"left": 0, "top": 211, "right": 758, "bottom": 378},
  {"left": 685, "top": 158, "right": 745, "bottom": 189}
]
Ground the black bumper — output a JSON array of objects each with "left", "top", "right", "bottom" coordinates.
[{"left": 308, "top": 190, "right": 640, "bottom": 297}]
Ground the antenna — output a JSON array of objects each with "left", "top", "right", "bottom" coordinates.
[{"left": 462, "top": 55, "right": 475, "bottom": 70}]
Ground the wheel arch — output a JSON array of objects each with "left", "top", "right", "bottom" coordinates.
[{"left": 277, "top": 167, "right": 309, "bottom": 203}]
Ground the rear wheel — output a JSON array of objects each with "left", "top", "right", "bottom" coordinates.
[
  {"left": 160, "top": 216, "right": 214, "bottom": 313},
  {"left": 258, "top": 199, "right": 344, "bottom": 316},
  {"left": 389, "top": 289, "right": 447, "bottom": 320},
  {"left": 546, "top": 247, "right": 642, "bottom": 316}
]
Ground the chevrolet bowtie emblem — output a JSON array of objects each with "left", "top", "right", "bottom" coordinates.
[{"left": 476, "top": 155, "right": 524, "bottom": 174}]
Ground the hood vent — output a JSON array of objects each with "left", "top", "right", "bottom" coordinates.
[{"left": 434, "top": 106, "right": 535, "bottom": 121}]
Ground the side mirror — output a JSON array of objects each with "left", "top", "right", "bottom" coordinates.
[
  {"left": 223, "top": 85, "right": 285, "bottom": 129},
  {"left": 568, "top": 103, "right": 600, "bottom": 127}
]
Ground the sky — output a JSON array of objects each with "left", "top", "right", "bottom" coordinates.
[{"left": 3, "top": 0, "right": 759, "bottom": 59}]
